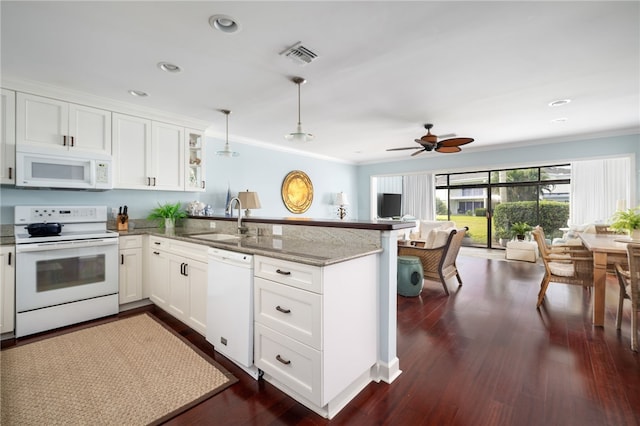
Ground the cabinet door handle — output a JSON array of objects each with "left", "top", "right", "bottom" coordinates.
[
  {"left": 153, "top": 177, "right": 157, "bottom": 186},
  {"left": 70, "top": 136, "right": 75, "bottom": 147},
  {"left": 180, "top": 263, "right": 184, "bottom": 275},
  {"left": 121, "top": 254, "right": 124, "bottom": 265},
  {"left": 8, "top": 167, "right": 12, "bottom": 179},
  {"left": 153, "top": 251, "right": 160, "bottom": 255},
  {"left": 147, "top": 177, "right": 151, "bottom": 186},
  {"left": 7, "top": 252, "right": 11, "bottom": 266},
  {"left": 63, "top": 135, "right": 67, "bottom": 146},
  {"left": 276, "top": 355, "right": 291, "bottom": 365},
  {"left": 201, "top": 181, "right": 205, "bottom": 189},
  {"left": 275, "top": 305, "right": 291, "bottom": 314},
  {"left": 276, "top": 269, "right": 291, "bottom": 276},
  {"left": 154, "top": 241, "right": 161, "bottom": 245},
  {"left": 183, "top": 263, "right": 189, "bottom": 276}
]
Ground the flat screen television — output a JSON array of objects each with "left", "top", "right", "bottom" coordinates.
[{"left": 380, "top": 193, "right": 402, "bottom": 218}]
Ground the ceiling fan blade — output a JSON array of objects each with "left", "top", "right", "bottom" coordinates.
[
  {"left": 435, "top": 145, "right": 462, "bottom": 153},
  {"left": 438, "top": 137, "right": 474, "bottom": 147},
  {"left": 411, "top": 149, "right": 425, "bottom": 157},
  {"left": 386, "top": 147, "right": 422, "bottom": 151},
  {"left": 438, "top": 133, "right": 456, "bottom": 139}
]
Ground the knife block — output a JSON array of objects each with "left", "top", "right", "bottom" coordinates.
[{"left": 116, "top": 214, "right": 129, "bottom": 231}]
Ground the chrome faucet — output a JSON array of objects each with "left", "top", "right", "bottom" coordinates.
[{"left": 226, "top": 197, "right": 248, "bottom": 234}]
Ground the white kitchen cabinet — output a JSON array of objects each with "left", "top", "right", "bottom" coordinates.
[
  {"left": 16, "top": 92, "right": 111, "bottom": 156},
  {"left": 118, "top": 236, "right": 143, "bottom": 305},
  {"left": 185, "top": 128, "right": 205, "bottom": 192},
  {"left": 112, "top": 113, "right": 185, "bottom": 191},
  {"left": 147, "top": 236, "right": 207, "bottom": 335},
  {"left": 1, "top": 89, "right": 16, "bottom": 185},
  {"left": 1, "top": 246, "right": 16, "bottom": 334},
  {"left": 253, "top": 254, "right": 378, "bottom": 419}
]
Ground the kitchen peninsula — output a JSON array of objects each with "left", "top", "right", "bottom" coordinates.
[{"left": 127, "top": 215, "right": 414, "bottom": 418}]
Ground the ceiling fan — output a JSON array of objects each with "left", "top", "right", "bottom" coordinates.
[{"left": 387, "top": 123, "right": 474, "bottom": 156}]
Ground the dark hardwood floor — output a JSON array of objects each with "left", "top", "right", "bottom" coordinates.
[{"left": 3, "top": 254, "right": 639, "bottom": 425}]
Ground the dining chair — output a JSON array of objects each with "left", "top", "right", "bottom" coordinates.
[
  {"left": 531, "top": 227, "right": 594, "bottom": 308},
  {"left": 595, "top": 224, "right": 617, "bottom": 235},
  {"left": 614, "top": 242, "right": 640, "bottom": 351}
]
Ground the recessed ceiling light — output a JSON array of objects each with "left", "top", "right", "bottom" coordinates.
[
  {"left": 551, "top": 117, "right": 568, "bottom": 123},
  {"left": 548, "top": 99, "right": 571, "bottom": 107},
  {"left": 157, "top": 62, "right": 182, "bottom": 73},
  {"left": 128, "top": 90, "right": 148, "bottom": 97},
  {"left": 209, "top": 14, "right": 241, "bottom": 34}
]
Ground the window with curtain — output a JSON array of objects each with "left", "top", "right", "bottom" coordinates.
[
  {"left": 402, "top": 174, "right": 434, "bottom": 220},
  {"left": 570, "top": 157, "right": 631, "bottom": 225}
]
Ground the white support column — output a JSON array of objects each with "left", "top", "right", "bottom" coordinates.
[{"left": 375, "top": 229, "right": 401, "bottom": 383}]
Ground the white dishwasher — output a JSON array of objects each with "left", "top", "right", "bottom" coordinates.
[{"left": 206, "top": 247, "right": 259, "bottom": 379}]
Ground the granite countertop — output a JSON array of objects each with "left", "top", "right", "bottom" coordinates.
[
  {"left": 0, "top": 236, "right": 15, "bottom": 246},
  {"left": 121, "top": 228, "right": 382, "bottom": 267},
  {"left": 2, "top": 226, "right": 383, "bottom": 266}
]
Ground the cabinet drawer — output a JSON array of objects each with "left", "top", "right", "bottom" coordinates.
[
  {"left": 254, "top": 323, "right": 321, "bottom": 405},
  {"left": 254, "top": 255, "right": 322, "bottom": 293},
  {"left": 254, "top": 277, "right": 321, "bottom": 349},
  {"left": 149, "top": 236, "right": 170, "bottom": 251},
  {"left": 167, "top": 239, "right": 208, "bottom": 262},
  {"left": 148, "top": 236, "right": 207, "bottom": 262},
  {"left": 119, "top": 235, "right": 142, "bottom": 249}
]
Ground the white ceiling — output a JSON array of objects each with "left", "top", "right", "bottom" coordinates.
[{"left": 2, "top": 1, "right": 639, "bottom": 163}]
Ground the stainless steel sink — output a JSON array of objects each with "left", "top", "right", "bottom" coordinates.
[{"left": 188, "top": 233, "right": 241, "bottom": 242}]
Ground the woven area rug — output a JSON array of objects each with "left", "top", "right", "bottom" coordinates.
[{"left": 1, "top": 313, "right": 237, "bottom": 425}]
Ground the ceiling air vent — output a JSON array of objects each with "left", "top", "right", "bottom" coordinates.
[{"left": 279, "top": 41, "right": 318, "bottom": 65}]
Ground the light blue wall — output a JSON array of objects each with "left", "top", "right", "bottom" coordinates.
[
  {"left": 1, "top": 134, "right": 637, "bottom": 225},
  {"left": 199, "top": 136, "right": 358, "bottom": 219},
  {"left": 355, "top": 134, "right": 640, "bottom": 219},
  {"left": 0, "top": 136, "right": 358, "bottom": 224}
]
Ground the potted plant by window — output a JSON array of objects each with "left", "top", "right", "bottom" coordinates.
[
  {"left": 147, "top": 202, "right": 187, "bottom": 229},
  {"left": 510, "top": 222, "right": 532, "bottom": 241},
  {"left": 610, "top": 207, "right": 640, "bottom": 240}
]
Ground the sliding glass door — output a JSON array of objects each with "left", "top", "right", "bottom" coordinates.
[{"left": 436, "top": 165, "right": 571, "bottom": 249}]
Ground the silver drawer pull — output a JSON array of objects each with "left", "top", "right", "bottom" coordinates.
[
  {"left": 276, "top": 305, "right": 291, "bottom": 314},
  {"left": 276, "top": 355, "right": 291, "bottom": 365},
  {"left": 276, "top": 269, "right": 291, "bottom": 276}
]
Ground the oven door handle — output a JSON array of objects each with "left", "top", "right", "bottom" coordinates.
[{"left": 16, "top": 238, "right": 119, "bottom": 253}]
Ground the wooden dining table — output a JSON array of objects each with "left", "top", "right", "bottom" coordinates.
[{"left": 578, "top": 233, "right": 629, "bottom": 326}]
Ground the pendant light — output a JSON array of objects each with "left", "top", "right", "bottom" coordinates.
[
  {"left": 285, "top": 76, "right": 314, "bottom": 142},
  {"left": 216, "top": 109, "right": 239, "bottom": 157}
]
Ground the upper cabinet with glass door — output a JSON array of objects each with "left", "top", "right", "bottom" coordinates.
[
  {"left": 16, "top": 93, "right": 111, "bottom": 158},
  {"left": 185, "top": 129, "right": 205, "bottom": 192}
]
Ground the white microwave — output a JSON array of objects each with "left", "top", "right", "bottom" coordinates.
[{"left": 16, "top": 151, "right": 112, "bottom": 190}]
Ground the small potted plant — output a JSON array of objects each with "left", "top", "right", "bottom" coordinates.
[
  {"left": 510, "top": 222, "right": 532, "bottom": 240},
  {"left": 610, "top": 207, "right": 640, "bottom": 240},
  {"left": 147, "top": 202, "right": 187, "bottom": 229}
]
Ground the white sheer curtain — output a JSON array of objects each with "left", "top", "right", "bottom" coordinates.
[
  {"left": 402, "top": 174, "right": 434, "bottom": 220},
  {"left": 570, "top": 157, "right": 631, "bottom": 225}
]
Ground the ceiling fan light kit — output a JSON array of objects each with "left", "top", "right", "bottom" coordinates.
[
  {"left": 387, "top": 123, "right": 474, "bottom": 156},
  {"left": 285, "top": 76, "right": 314, "bottom": 143}
]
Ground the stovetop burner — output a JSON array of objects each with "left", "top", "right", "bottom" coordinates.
[{"left": 14, "top": 205, "right": 118, "bottom": 244}]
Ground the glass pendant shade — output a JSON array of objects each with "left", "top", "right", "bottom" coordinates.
[
  {"left": 285, "top": 77, "right": 313, "bottom": 142},
  {"left": 216, "top": 109, "right": 239, "bottom": 157}
]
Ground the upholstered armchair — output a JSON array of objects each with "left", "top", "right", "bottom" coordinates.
[{"left": 398, "top": 227, "right": 467, "bottom": 295}]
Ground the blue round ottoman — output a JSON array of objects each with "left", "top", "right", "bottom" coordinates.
[{"left": 397, "top": 256, "right": 424, "bottom": 297}]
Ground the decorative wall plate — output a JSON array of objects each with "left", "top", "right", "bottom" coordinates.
[{"left": 281, "top": 170, "right": 313, "bottom": 213}]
